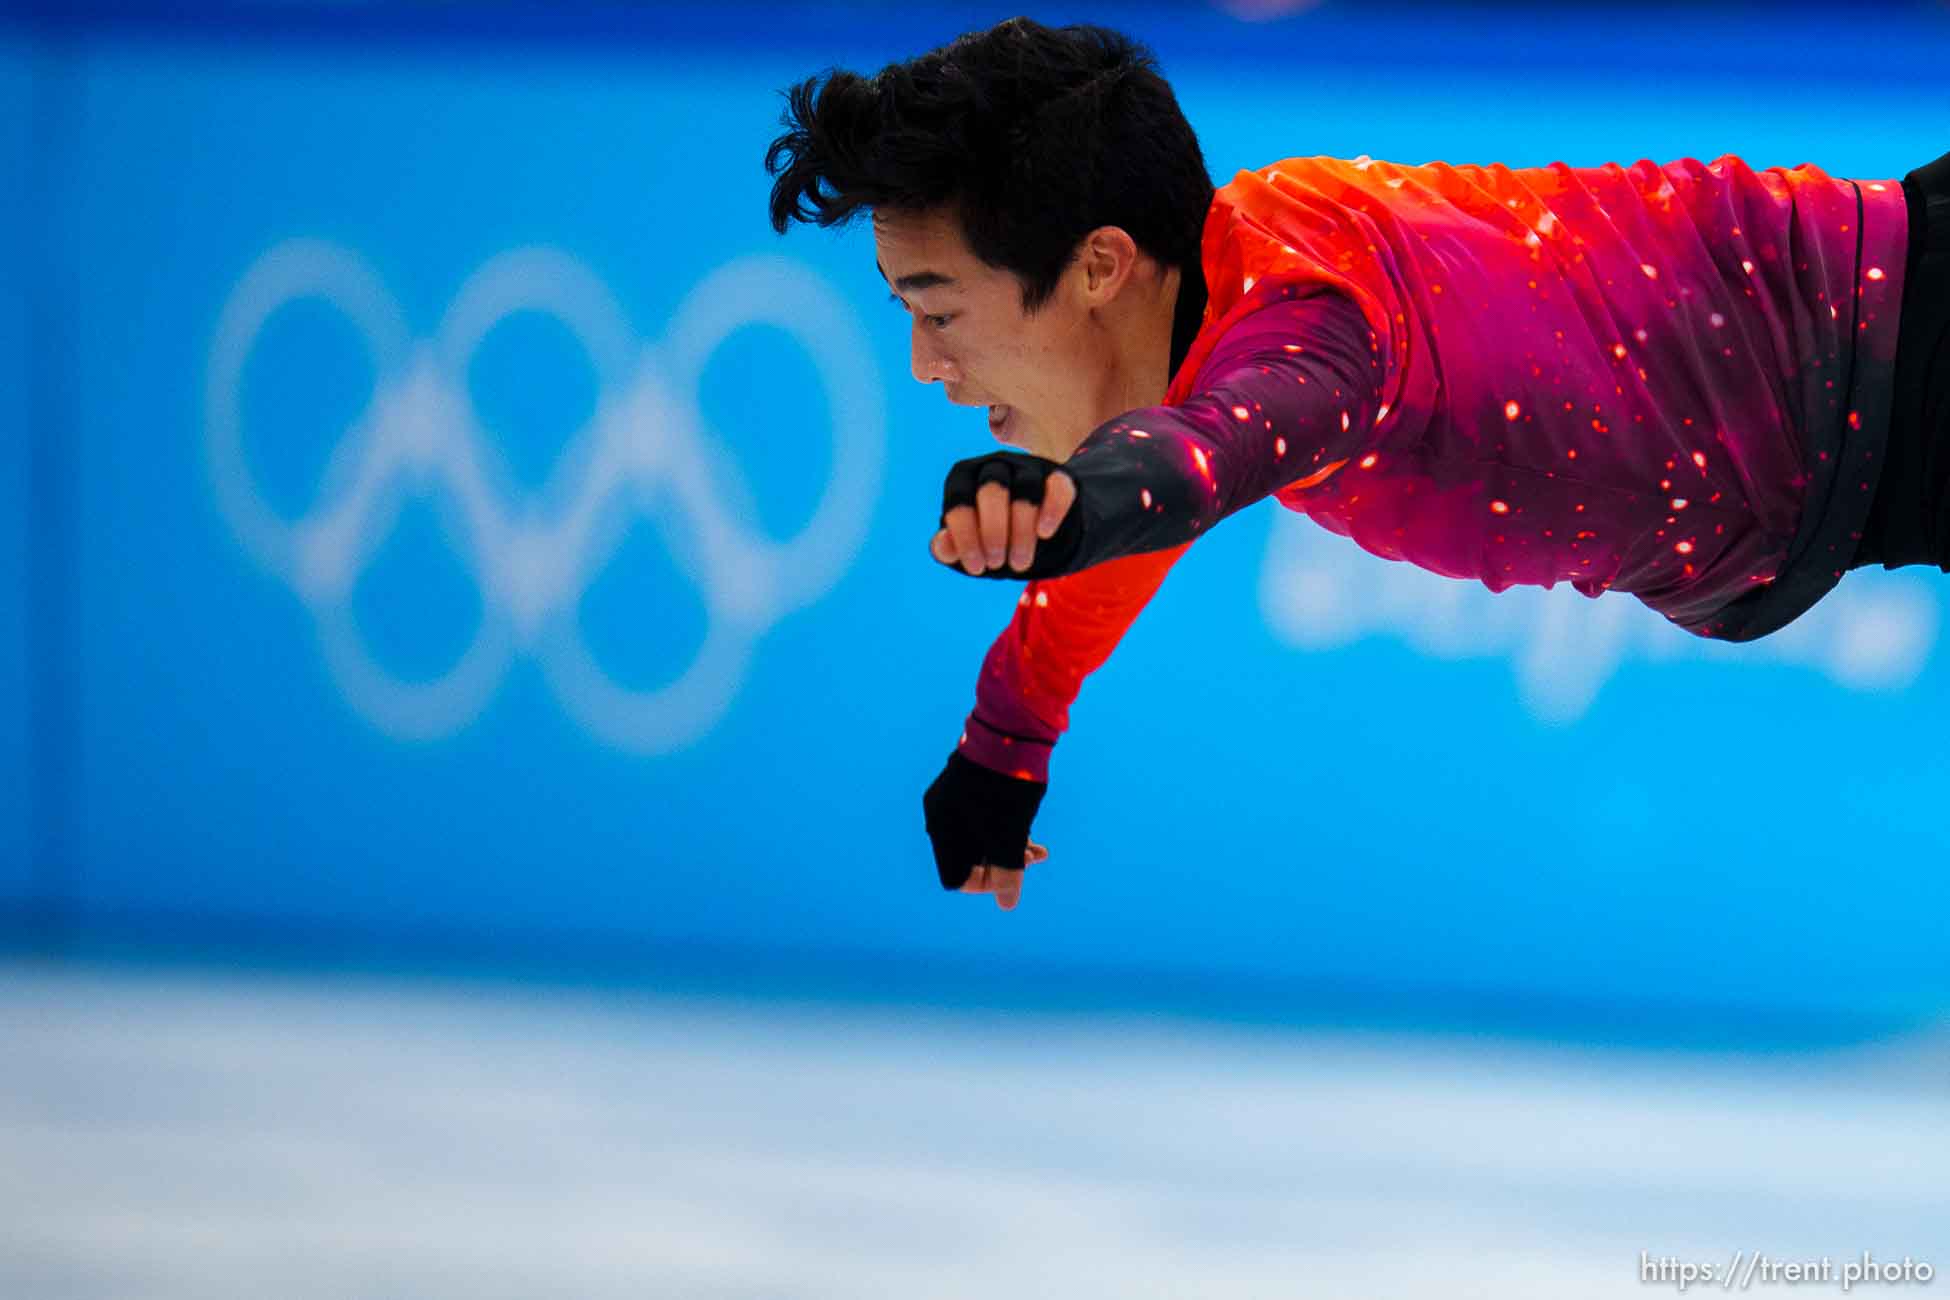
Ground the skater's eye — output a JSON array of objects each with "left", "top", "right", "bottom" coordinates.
[{"left": 888, "top": 291, "right": 952, "bottom": 331}]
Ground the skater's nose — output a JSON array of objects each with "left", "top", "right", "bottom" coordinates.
[{"left": 910, "top": 318, "right": 959, "bottom": 385}]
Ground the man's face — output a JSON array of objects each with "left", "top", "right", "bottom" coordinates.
[{"left": 871, "top": 205, "right": 1104, "bottom": 462}]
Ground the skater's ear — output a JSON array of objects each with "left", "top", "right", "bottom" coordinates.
[{"left": 1070, "top": 226, "right": 1150, "bottom": 309}]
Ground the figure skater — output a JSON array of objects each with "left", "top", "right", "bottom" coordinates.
[{"left": 764, "top": 17, "right": 1949, "bottom": 908}]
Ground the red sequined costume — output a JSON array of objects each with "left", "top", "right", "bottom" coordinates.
[{"left": 955, "top": 154, "right": 1909, "bottom": 782}]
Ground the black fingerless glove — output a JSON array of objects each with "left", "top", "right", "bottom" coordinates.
[
  {"left": 921, "top": 749, "right": 1048, "bottom": 891},
  {"left": 939, "top": 451, "right": 1087, "bottom": 580}
]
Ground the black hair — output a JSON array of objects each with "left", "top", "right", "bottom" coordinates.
[{"left": 764, "top": 16, "right": 1215, "bottom": 317}]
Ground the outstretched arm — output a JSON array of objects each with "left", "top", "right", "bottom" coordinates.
[
  {"left": 925, "top": 286, "right": 1386, "bottom": 900},
  {"left": 957, "top": 539, "right": 1193, "bottom": 783},
  {"left": 927, "top": 538, "right": 1190, "bottom": 901},
  {"left": 954, "top": 285, "right": 1385, "bottom": 778}
]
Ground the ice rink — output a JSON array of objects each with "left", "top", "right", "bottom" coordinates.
[{"left": 4, "top": 959, "right": 1946, "bottom": 1299}]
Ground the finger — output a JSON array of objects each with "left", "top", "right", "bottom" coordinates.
[
  {"left": 957, "top": 864, "right": 990, "bottom": 894},
  {"left": 976, "top": 480, "right": 1011, "bottom": 570},
  {"left": 1008, "top": 497, "right": 1041, "bottom": 572},
  {"left": 993, "top": 866, "right": 1023, "bottom": 910},
  {"left": 944, "top": 504, "right": 984, "bottom": 575},
  {"left": 1025, "top": 839, "right": 1049, "bottom": 865},
  {"left": 930, "top": 527, "right": 957, "bottom": 565},
  {"left": 1038, "top": 470, "right": 1078, "bottom": 540}
]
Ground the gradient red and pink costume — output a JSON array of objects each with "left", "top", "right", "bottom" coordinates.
[{"left": 955, "top": 154, "right": 1911, "bottom": 783}]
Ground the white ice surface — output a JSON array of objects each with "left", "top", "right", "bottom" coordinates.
[{"left": 2, "top": 960, "right": 1946, "bottom": 1299}]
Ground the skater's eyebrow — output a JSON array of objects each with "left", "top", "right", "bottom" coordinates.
[{"left": 876, "top": 260, "right": 958, "bottom": 294}]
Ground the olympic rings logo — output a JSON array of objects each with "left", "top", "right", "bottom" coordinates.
[{"left": 204, "top": 241, "right": 884, "bottom": 752}]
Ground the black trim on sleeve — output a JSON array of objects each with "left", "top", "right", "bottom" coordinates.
[
  {"left": 967, "top": 711, "right": 1056, "bottom": 748},
  {"left": 1688, "top": 179, "right": 1889, "bottom": 641}
]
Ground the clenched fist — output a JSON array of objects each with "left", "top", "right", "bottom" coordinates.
[
  {"left": 932, "top": 451, "right": 1082, "bottom": 579},
  {"left": 922, "top": 749, "right": 1048, "bottom": 897}
]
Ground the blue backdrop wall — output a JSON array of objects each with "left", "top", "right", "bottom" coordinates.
[
  {"left": 1, "top": 39, "right": 33, "bottom": 908},
  {"left": 5, "top": 2, "right": 1948, "bottom": 1039}
]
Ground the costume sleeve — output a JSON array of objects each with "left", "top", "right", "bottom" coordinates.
[
  {"left": 953, "top": 287, "right": 1385, "bottom": 782},
  {"left": 954, "top": 541, "right": 1192, "bottom": 783},
  {"left": 1049, "top": 285, "right": 1383, "bottom": 571}
]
